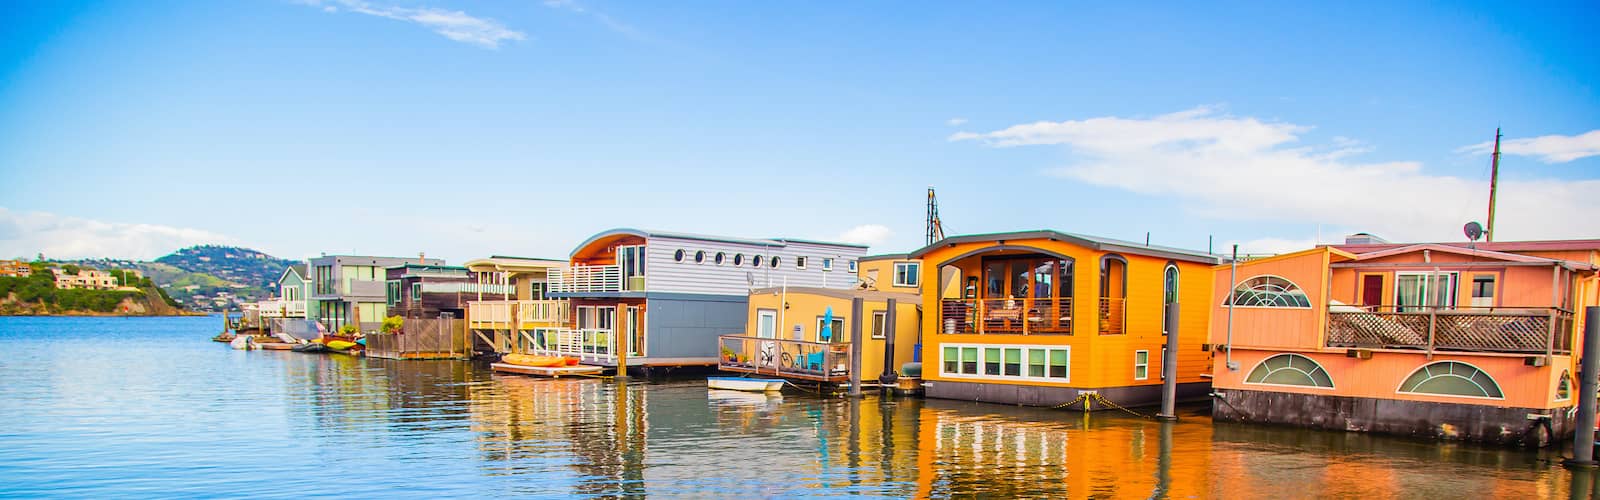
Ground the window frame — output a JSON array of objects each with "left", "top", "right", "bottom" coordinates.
[
  {"left": 822, "top": 258, "right": 833, "bottom": 271},
  {"left": 1396, "top": 360, "right": 1504, "bottom": 400},
  {"left": 870, "top": 310, "right": 887, "bottom": 340},
  {"left": 848, "top": 260, "right": 858, "bottom": 273},
  {"left": 1243, "top": 353, "right": 1336, "bottom": 390},
  {"left": 410, "top": 282, "right": 421, "bottom": 301},
  {"left": 938, "top": 343, "right": 1069, "bottom": 383},
  {"left": 1134, "top": 350, "right": 1150, "bottom": 380},
  {"left": 795, "top": 256, "right": 807, "bottom": 269},
  {"left": 1222, "top": 274, "right": 1314, "bottom": 309},
  {"left": 892, "top": 261, "right": 921, "bottom": 287}
]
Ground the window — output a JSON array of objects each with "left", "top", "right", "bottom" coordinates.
[
  {"left": 1557, "top": 371, "right": 1573, "bottom": 401},
  {"left": 714, "top": 252, "right": 725, "bottom": 265},
  {"left": 411, "top": 282, "right": 421, "bottom": 300},
  {"left": 796, "top": 256, "right": 807, "bottom": 269},
  {"left": 848, "top": 260, "right": 857, "bottom": 273},
  {"left": 941, "top": 344, "right": 1068, "bottom": 382},
  {"left": 822, "top": 258, "right": 833, "bottom": 271},
  {"left": 694, "top": 250, "right": 705, "bottom": 263},
  {"left": 893, "top": 262, "right": 920, "bottom": 287},
  {"left": 1395, "top": 272, "right": 1458, "bottom": 312},
  {"left": 1398, "top": 361, "right": 1502, "bottom": 398},
  {"left": 673, "top": 249, "right": 686, "bottom": 262},
  {"left": 770, "top": 256, "right": 781, "bottom": 268},
  {"left": 386, "top": 281, "right": 400, "bottom": 306},
  {"left": 1470, "top": 275, "right": 1495, "bottom": 307},
  {"left": 816, "top": 316, "right": 845, "bottom": 343},
  {"left": 1134, "top": 350, "right": 1150, "bottom": 380},
  {"left": 618, "top": 245, "right": 646, "bottom": 283},
  {"left": 733, "top": 254, "right": 744, "bottom": 266},
  {"left": 753, "top": 255, "right": 764, "bottom": 267},
  {"left": 871, "top": 311, "right": 886, "bottom": 339},
  {"left": 1245, "top": 353, "right": 1334, "bottom": 388},
  {"left": 1162, "top": 264, "right": 1179, "bottom": 335},
  {"left": 1224, "top": 275, "right": 1312, "bottom": 308}
]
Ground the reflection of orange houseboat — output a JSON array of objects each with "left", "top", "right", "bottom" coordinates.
[
  {"left": 1209, "top": 235, "right": 1599, "bottom": 446},
  {"left": 912, "top": 230, "right": 1220, "bottom": 408}
]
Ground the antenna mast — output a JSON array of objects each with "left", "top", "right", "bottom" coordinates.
[
  {"left": 926, "top": 187, "right": 945, "bottom": 246},
  {"left": 1487, "top": 128, "right": 1501, "bottom": 242}
]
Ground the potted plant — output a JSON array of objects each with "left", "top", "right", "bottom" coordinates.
[
  {"left": 338, "top": 324, "right": 358, "bottom": 337},
  {"left": 720, "top": 345, "right": 737, "bottom": 363}
]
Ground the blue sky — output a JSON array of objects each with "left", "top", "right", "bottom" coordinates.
[{"left": 1, "top": 0, "right": 1596, "bottom": 263}]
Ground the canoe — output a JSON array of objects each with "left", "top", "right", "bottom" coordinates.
[
  {"left": 326, "top": 340, "right": 358, "bottom": 351},
  {"left": 707, "top": 377, "right": 784, "bottom": 392},
  {"left": 501, "top": 353, "right": 573, "bottom": 367}
]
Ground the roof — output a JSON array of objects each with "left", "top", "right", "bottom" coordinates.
[
  {"left": 749, "top": 286, "right": 922, "bottom": 302},
  {"left": 1340, "top": 243, "right": 1596, "bottom": 271},
  {"left": 571, "top": 228, "right": 868, "bottom": 258},
  {"left": 909, "top": 230, "right": 1220, "bottom": 264},
  {"left": 386, "top": 263, "right": 469, "bottom": 272},
  {"left": 1334, "top": 239, "right": 1600, "bottom": 254},
  {"left": 860, "top": 253, "right": 912, "bottom": 262},
  {"left": 278, "top": 264, "right": 308, "bottom": 283},
  {"left": 463, "top": 256, "right": 567, "bottom": 272}
]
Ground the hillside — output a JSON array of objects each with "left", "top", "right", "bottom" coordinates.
[
  {"left": 0, "top": 264, "right": 183, "bottom": 316},
  {"left": 147, "top": 246, "right": 299, "bottom": 311}
]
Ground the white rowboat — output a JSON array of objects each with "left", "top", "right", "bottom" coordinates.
[{"left": 707, "top": 377, "right": 784, "bottom": 392}]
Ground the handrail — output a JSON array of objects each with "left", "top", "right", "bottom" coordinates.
[
  {"left": 547, "top": 265, "right": 623, "bottom": 294},
  {"left": 1326, "top": 307, "right": 1573, "bottom": 354},
  {"left": 717, "top": 334, "right": 851, "bottom": 381},
  {"left": 938, "top": 298, "right": 1073, "bottom": 335}
]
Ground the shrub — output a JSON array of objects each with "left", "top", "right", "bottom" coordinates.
[{"left": 381, "top": 315, "right": 404, "bottom": 334}]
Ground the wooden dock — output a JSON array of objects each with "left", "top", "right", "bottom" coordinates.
[{"left": 491, "top": 363, "right": 605, "bottom": 378}]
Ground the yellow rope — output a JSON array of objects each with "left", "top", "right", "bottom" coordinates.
[{"left": 1050, "top": 393, "right": 1154, "bottom": 419}]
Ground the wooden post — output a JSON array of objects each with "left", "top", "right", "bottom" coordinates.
[{"left": 849, "top": 297, "right": 864, "bottom": 397}]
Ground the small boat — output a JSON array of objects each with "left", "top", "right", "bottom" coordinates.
[
  {"left": 325, "top": 340, "right": 358, "bottom": 351},
  {"left": 257, "top": 342, "right": 295, "bottom": 350},
  {"left": 229, "top": 335, "right": 255, "bottom": 350},
  {"left": 501, "top": 353, "right": 575, "bottom": 367},
  {"left": 292, "top": 343, "right": 329, "bottom": 353},
  {"left": 707, "top": 377, "right": 784, "bottom": 392}
]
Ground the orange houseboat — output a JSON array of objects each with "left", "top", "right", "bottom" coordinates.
[
  {"left": 913, "top": 230, "right": 1220, "bottom": 408},
  {"left": 1209, "top": 235, "right": 1599, "bottom": 446}
]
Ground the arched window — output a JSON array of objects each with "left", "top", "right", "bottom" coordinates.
[
  {"left": 1245, "top": 353, "right": 1334, "bottom": 388},
  {"left": 1398, "top": 361, "right": 1504, "bottom": 399},
  {"left": 1162, "top": 263, "right": 1179, "bottom": 335},
  {"left": 1098, "top": 255, "right": 1127, "bottom": 335},
  {"left": 1224, "top": 275, "right": 1311, "bottom": 308},
  {"left": 1556, "top": 370, "right": 1572, "bottom": 401}
]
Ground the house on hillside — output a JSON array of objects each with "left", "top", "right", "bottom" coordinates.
[{"left": 1208, "top": 235, "right": 1599, "bottom": 446}]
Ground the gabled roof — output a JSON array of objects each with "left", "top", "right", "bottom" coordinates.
[
  {"left": 909, "top": 230, "right": 1220, "bottom": 264},
  {"left": 571, "top": 228, "right": 868, "bottom": 258},
  {"left": 463, "top": 256, "right": 566, "bottom": 272},
  {"left": 278, "top": 264, "right": 308, "bottom": 283}
]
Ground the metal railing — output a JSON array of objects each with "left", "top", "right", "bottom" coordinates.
[
  {"left": 717, "top": 335, "right": 852, "bottom": 382},
  {"left": 1098, "top": 297, "right": 1125, "bottom": 335},
  {"left": 1326, "top": 306, "right": 1574, "bottom": 355},
  {"left": 939, "top": 298, "right": 1073, "bottom": 335},
  {"left": 520, "top": 328, "right": 618, "bottom": 364},
  {"left": 547, "top": 265, "right": 623, "bottom": 294},
  {"left": 467, "top": 300, "right": 569, "bottom": 328}
]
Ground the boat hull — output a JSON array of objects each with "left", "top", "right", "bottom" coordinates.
[{"left": 707, "top": 377, "right": 784, "bottom": 392}]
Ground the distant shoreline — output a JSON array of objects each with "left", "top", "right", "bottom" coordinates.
[{"left": 0, "top": 311, "right": 207, "bottom": 317}]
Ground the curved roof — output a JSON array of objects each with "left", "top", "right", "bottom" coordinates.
[
  {"left": 570, "top": 228, "right": 868, "bottom": 258},
  {"left": 908, "top": 229, "right": 1220, "bottom": 264},
  {"left": 463, "top": 256, "right": 567, "bottom": 272}
]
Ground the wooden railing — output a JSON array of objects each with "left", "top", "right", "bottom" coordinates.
[
  {"left": 419, "top": 282, "right": 515, "bottom": 295},
  {"left": 547, "top": 265, "right": 623, "bottom": 294},
  {"left": 366, "top": 316, "right": 469, "bottom": 360},
  {"left": 1098, "top": 298, "right": 1125, "bottom": 335},
  {"left": 717, "top": 335, "right": 852, "bottom": 382},
  {"left": 256, "top": 299, "right": 307, "bottom": 318},
  {"left": 1326, "top": 307, "right": 1574, "bottom": 355},
  {"left": 467, "top": 300, "right": 569, "bottom": 328},
  {"left": 518, "top": 328, "right": 619, "bottom": 364},
  {"left": 938, "top": 298, "right": 1073, "bottom": 335}
]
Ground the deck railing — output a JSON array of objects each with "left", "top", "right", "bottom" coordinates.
[
  {"left": 717, "top": 335, "right": 852, "bottom": 382},
  {"left": 1326, "top": 306, "right": 1574, "bottom": 355},
  {"left": 365, "top": 316, "right": 469, "bottom": 360},
  {"left": 419, "top": 282, "right": 515, "bottom": 295},
  {"left": 939, "top": 298, "right": 1073, "bottom": 335},
  {"left": 547, "top": 265, "right": 623, "bottom": 294},
  {"left": 256, "top": 299, "right": 307, "bottom": 318},
  {"left": 519, "top": 328, "right": 619, "bottom": 364},
  {"left": 1098, "top": 298, "right": 1126, "bottom": 335},
  {"left": 467, "top": 300, "right": 569, "bottom": 328}
]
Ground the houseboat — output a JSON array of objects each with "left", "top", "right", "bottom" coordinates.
[
  {"left": 461, "top": 256, "right": 570, "bottom": 357},
  {"left": 912, "top": 230, "right": 1220, "bottom": 409},
  {"left": 1208, "top": 235, "right": 1599, "bottom": 446},
  {"left": 308, "top": 254, "right": 445, "bottom": 333},
  {"left": 544, "top": 228, "right": 868, "bottom": 374},
  {"left": 258, "top": 264, "right": 317, "bottom": 340},
  {"left": 718, "top": 282, "right": 921, "bottom": 387}
]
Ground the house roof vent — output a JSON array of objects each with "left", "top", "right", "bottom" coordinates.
[{"left": 1344, "top": 233, "right": 1389, "bottom": 245}]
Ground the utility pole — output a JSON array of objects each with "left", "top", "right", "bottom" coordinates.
[{"left": 1487, "top": 128, "right": 1502, "bottom": 242}]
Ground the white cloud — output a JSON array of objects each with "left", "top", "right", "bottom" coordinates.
[
  {"left": 0, "top": 208, "right": 241, "bottom": 261},
  {"left": 946, "top": 117, "right": 968, "bottom": 127},
  {"left": 304, "top": 0, "right": 526, "bottom": 49},
  {"left": 950, "top": 107, "right": 1600, "bottom": 243},
  {"left": 1460, "top": 130, "right": 1600, "bottom": 163},
  {"left": 836, "top": 224, "right": 893, "bottom": 248}
]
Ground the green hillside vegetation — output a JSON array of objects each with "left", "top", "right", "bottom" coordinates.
[{"left": 0, "top": 272, "right": 140, "bottom": 314}]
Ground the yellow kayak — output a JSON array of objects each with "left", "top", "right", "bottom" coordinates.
[
  {"left": 501, "top": 353, "right": 572, "bottom": 367},
  {"left": 326, "top": 340, "right": 358, "bottom": 351}
]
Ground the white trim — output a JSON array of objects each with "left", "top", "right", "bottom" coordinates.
[
  {"left": 795, "top": 256, "right": 807, "bottom": 270},
  {"left": 1221, "top": 274, "right": 1313, "bottom": 309},
  {"left": 938, "top": 343, "right": 1070, "bottom": 383},
  {"left": 1556, "top": 370, "right": 1573, "bottom": 402},
  {"left": 821, "top": 257, "right": 833, "bottom": 272},
  {"left": 870, "top": 310, "right": 887, "bottom": 340},
  {"left": 893, "top": 261, "right": 921, "bottom": 287},
  {"left": 1394, "top": 360, "right": 1505, "bottom": 400},
  {"left": 1242, "top": 353, "right": 1336, "bottom": 390},
  {"left": 1134, "top": 350, "right": 1150, "bottom": 381}
]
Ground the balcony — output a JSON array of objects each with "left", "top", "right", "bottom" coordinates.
[
  {"left": 1326, "top": 306, "right": 1574, "bottom": 355},
  {"left": 939, "top": 298, "right": 1073, "bottom": 335},
  {"left": 467, "top": 300, "right": 570, "bottom": 329},
  {"left": 256, "top": 299, "right": 307, "bottom": 318},
  {"left": 717, "top": 335, "right": 853, "bottom": 382},
  {"left": 419, "top": 282, "right": 515, "bottom": 296},
  {"left": 547, "top": 265, "right": 632, "bottom": 294}
]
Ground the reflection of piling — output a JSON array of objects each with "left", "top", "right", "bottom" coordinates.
[
  {"left": 879, "top": 298, "right": 899, "bottom": 390},
  {"left": 1565, "top": 306, "right": 1600, "bottom": 468},
  {"left": 1157, "top": 301, "right": 1179, "bottom": 420},
  {"left": 1570, "top": 468, "right": 1595, "bottom": 500},
  {"left": 1155, "top": 420, "right": 1173, "bottom": 498}
]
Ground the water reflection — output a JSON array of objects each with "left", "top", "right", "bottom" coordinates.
[{"left": 0, "top": 317, "right": 1583, "bottom": 498}]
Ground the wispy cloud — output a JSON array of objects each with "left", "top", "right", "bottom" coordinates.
[
  {"left": 1460, "top": 130, "right": 1600, "bottom": 163},
  {"left": 541, "top": 0, "right": 644, "bottom": 40},
  {"left": 946, "top": 117, "right": 968, "bottom": 127},
  {"left": 303, "top": 0, "right": 526, "bottom": 49},
  {"left": 950, "top": 107, "right": 1600, "bottom": 243},
  {"left": 0, "top": 208, "right": 241, "bottom": 261},
  {"left": 837, "top": 224, "right": 893, "bottom": 248}
]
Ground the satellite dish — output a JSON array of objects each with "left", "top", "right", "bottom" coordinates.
[{"left": 1463, "top": 221, "right": 1484, "bottom": 242}]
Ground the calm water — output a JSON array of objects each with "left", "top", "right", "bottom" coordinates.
[{"left": 0, "top": 316, "right": 1589, "bottom": 498}]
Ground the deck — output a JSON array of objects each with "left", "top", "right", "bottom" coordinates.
[
  {"left": 717, "top": 335, "right": 852, "bottom": 383},
  {"left": 491, "top": 363, "right": 605, "bottom": 378}
]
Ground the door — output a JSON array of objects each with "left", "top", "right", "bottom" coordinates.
[
  {"left": 757, "top": 310, "right": 777, "bottom": 338},
  {"left": 623, "top": 306, "right": 644, "bottom": 356},
  {"left": 1360, "top": 274, "right": 1383, "bottom": 311},
  {"left": 1396, "top": 272, "right": 1458, "bottom": 312}
]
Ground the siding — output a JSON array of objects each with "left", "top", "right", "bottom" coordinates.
[
  {"left": 645, "top": 296, "right": 748, "bottom": 358},
  {"left": 643, "top": 236, "right": 868, "bottom": 296}
]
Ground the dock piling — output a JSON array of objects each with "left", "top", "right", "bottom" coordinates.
[
  {"left": 849, "top": 297, "right": 864, "bottom": 397},
  {"left": 1565, "top": 306, "right": 1600, "bottom": 468},
  {"left": 1157, "top": 301, "right": 1179, "bottom": 420}
]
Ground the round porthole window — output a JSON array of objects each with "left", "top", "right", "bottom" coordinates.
[
  {"left": 733, "top": 254, "right": 744, "bottom": 266},
  {"left": 674, "top": 249, "right": 685, "bottom": 262},
  {"left": 694, "top": 250, "right": 705, "bottom": 263},
  {"left": 770, "top": 256, "right": 781, "bottom": 268},
  {"left": 753, "top": 255, "right": 764, "bottom": 267},
  {"left": 714, "top": 252, "right": 725, "bottom": 264}
]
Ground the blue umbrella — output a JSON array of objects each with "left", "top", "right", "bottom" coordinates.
[{"left": 821, "top": 306, "right": 833, "bottom": 342}]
